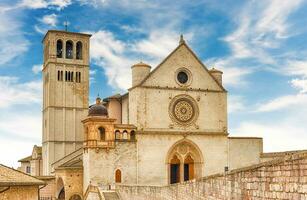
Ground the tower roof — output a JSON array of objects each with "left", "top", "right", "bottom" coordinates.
[
  {"left": 88, "top": 97, "right": 108, "bottom": 116},
  {"left": 42, "top": 30, "right": 92, "bottom": 43}
]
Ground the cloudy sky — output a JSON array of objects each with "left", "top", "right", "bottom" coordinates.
[{"left": 1, "top": 0, "right": 307, "bottom": 168}]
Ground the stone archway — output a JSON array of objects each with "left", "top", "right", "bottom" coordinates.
[
  {"left": 56, "top": 177, "right": 65, "bottom": 200},
  {"left": 69, "top": 194, "right": 82, "bottom": 200},
  {"left": 166, "top": 139, "right": 203, "bottom": 184}
]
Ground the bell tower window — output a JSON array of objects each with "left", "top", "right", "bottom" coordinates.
[
  {"left": 98, "top": 127, "right": 105, "bottom": 141},
  {"left": 56, "top": 40, "right": 63, "bottom": 58},
  {"left": 76, "top": 41, "right": 82, "bottom": 60},
  {"left": 66, "top": 40, "right": 73, "bottom": 59}
]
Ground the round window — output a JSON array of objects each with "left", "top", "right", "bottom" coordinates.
[{"left": 177, "top": 71, "right": 189, "bottom": 84}]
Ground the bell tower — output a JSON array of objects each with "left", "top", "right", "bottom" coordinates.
[{"left": 42, "top": 30, "right": 91, "bottom": 175}]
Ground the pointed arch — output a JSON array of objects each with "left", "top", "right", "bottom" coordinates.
[{"left": 166, "top": 139, "right": 203, "bottom": 184}]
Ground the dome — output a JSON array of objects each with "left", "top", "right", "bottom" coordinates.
[
  {"left": 88, "top": 97, "right": 108, "bottom": 116},
  {"left": 131, "top": 61, "right": 151, "bottom": 69}
]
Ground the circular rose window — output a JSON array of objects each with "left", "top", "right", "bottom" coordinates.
[
  {"left": 175, "top": 68, "right": 192, "bottom": 86},
  {"left": 177, "top": 71, "right": 188, "bottom": 84},
  {"left": 169, "top": 95, "right": 199, "bottom": 126}
]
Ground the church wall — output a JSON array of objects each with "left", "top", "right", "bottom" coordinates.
[
  {"left": 228, "top": 137, "right": 263, "bottom": 170},
  {"left": 129, "top": 87, "right": 227, "bottom": 133},
  {"left": 107, "top": 99, "right": 122, "bottom": 124},
  {"left": 30, "top": 159, "right": 43, "bottom": 176},
  {"left": 136, "top": 133, "right": 228, "bottom": 185},
  {"left": 56, "top": 168, "right": 83, "bottom": 200},
  {"left": 121, "top": 96, "right": 129, "bottom": 124},
  {"left": 142, "top": 43, "right": 222, "bottom": 91},
  {"left": 83, "top": 142, "right": 137, "bottom": 190}
]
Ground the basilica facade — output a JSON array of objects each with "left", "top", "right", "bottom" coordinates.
[{"left": 20, "top": 30, "right": 264, "bottom": 200}]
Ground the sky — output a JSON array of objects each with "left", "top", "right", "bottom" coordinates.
[{"left": 0, "top": 0, "right": 307, "bottom": 168}]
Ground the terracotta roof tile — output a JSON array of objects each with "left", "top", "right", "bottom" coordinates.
[{"left": 0, "top": 164, "right": 45, "bottom": 186}]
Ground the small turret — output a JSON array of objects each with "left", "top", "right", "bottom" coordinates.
[
  {"left": 209, "top": 67, "right": 223, "bottom": 85},
  {"left": 131, "top": 61, "right": 151, "bottom": 87}
]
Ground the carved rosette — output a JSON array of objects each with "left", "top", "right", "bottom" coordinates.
[{"left": 169, "top": 94, "right": 199, "bottom": 126}]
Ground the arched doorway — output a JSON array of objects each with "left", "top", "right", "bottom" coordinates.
[
  {"left": 115, "top": 169, "right": 122, "bottom": 183},
  {"left": 69, "top": 194, "right": 82, "bottom": 200},
  {"left": 57, "top": 177, "right": 65, "bottom": 200},
  {"left": 166, "top": 139, "right": 203, "bottom": 184}
]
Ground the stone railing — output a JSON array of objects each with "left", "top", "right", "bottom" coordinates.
[{"left": 117, "top": 151, "right": 307, "bottom": 200}]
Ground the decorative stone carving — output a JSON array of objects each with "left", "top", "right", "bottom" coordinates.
[{"left": 169, "top": 95, "right": 199, "bottom": 126}]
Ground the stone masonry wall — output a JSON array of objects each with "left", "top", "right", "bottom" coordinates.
[{"left": 117, "top": 151, "right": 307, "bottom": 200}]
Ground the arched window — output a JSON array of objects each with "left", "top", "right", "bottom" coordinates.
[
  {"left": 115, "top": 169, "right": 121, "bottom": 183},
  {"left": 56, "top": 40, "right": 63, "bottom": 58},
  {"left": 123, "top": 130, "right": 128, "bottom": 140},
  {"left": 98, "top": 127, "right": 105, "bottom": 140},
  {"left": 76, "top": 41, "right": 82, "bottom": 60},
  {"left": 170, "top": 155, "right": 180, "bottom": 184},
  {"left": 115, "top": 130, "right": 120, "bottom": 140},
  {"left": 66, "top": 40, "right": 73, "bottom": 59},
  {"left": 184, "top": 155, "right": 194, "bottom": 181},
  {"left": 130, "top": 130, "right": 136, "bottom": 140}
]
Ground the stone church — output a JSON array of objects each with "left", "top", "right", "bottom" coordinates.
[{"left": 18, "top": 30, "right": 265, "bottom": 200}]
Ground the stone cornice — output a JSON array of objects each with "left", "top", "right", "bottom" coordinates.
[
  {"left": 128, "top": 85, "right": 226, "bottom": 93},
  {"left": 136, "top": 130, "right": 228, "bottom": 136}
]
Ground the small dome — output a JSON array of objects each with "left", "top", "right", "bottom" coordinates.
[
  {"left": 209, "top": 67, "right": 223, "bottom": 74},
  {"left": 131, "top": 61, "right": 151, "bottom": 69},
  {"left": 88, "top": 97, "right": 108, "bottom": 116}
]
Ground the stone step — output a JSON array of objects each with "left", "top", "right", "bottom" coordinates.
[{"left": 103, "top": 191, "right": 120, "bottom": 200}]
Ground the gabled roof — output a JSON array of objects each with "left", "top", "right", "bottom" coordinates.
[
  {"left": 0, "top": 164, "right": 45, "bottom": 186},
  {"left": 129, "top": 39, "right": 226, "bottom": 92},
  {"left": 18, "top": 156, "right": 32, "bottom": 163}
]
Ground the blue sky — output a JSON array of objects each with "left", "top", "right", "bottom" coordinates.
[{"left": 1, "top": 0, "right": 307, "bottom": 168}]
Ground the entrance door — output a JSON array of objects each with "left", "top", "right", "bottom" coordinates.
[{"left": 170, "top": 164, "right": 180, "bottom": 184}]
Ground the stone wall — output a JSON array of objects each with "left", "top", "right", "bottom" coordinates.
[
  {"left": 0, "top": 186, "right": 39, "bottom": 200},
  {"left": 117, "top": 151, "right": 307, "bottom": 200}
]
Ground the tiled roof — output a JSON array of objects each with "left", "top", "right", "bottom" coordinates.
[{"left": 0, "top": 164, "right": 45, "bottom": 186}]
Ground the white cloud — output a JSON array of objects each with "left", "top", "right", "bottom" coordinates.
[
  {"left": 40, "top": 13, "right": 57, "bottom": 26},
  {"left": 206, "top": 58, "right": 254, "bottom": 88},
  {"left": 0, "top": 76, "right": 42, "bottom": 108},
  {"left": 228, "top": 95, "right": 246, "bottom": 113},
  {"left": 224, "top": 0, "right": 303, "bottom": 63},
  {"left": 90, "top": 29, "right": 180, "bottom": 90},
  {"left": 255, "top": 94, "right": 307, "bottom": 112},
  {"left": 132, "top": 31, "right": 179, "bottom": 59},
  {"left": 232, "top": 121, "right": 307, "bottom": 152},
  {"left": 19, "top": 0, "right": 72, "bottom": 9},
  {"left": 291, "top": 78, "right": 307, "bottom": 94},
  {"left": 32, "top": 64, "right": 43, "bottom": 74},
  {"left": 0, "top": 8, "right": 29, "bottom": 65}
]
